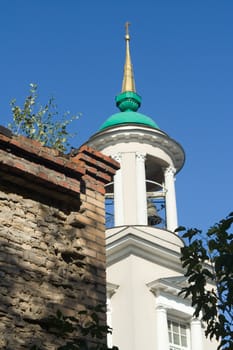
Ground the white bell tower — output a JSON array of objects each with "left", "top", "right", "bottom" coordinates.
[
  {"left": 84, "top": 24, "right": 211, "bottom": 350},
  {"left": 88, "top": 22, "right": 184, "bottom": 233},
  {"left": 89, "top": 125, "right": 184, "bottom": 232}
]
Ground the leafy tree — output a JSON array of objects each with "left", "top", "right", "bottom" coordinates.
[
  {"left": 177, "top": 213, "right": 233, "bottom": 350},
  {"left": 8, "top": 83, "right": 79, "bottom": 153}
]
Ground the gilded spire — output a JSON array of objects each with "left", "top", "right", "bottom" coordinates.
[
  {"left": 121, "top": 22, "right": 136, "bottom": 92},
  {"left": 116, "top": 23, "right": 141, "bottom": 112}
]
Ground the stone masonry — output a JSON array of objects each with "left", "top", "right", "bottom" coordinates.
[{"left": 0, "top": 126, "right": 119, "bottom": 350}]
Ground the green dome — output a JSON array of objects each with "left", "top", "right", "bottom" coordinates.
[
  {"left": 99, "top": 111, "right": 159, "bottom": 131},
  {"left": 99, "top": 91, "right": 159, "bottom": 131}
]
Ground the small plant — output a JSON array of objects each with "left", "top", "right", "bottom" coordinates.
[
  {"left": 29, "top": 306, "right": 118, "bottom": 350},
  {"left": 8, "top": 83, "right": 80, "bottom": 153}
]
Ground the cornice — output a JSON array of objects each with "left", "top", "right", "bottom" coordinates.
[
  {"left": 106, "top": 225, "right": 184, "bottom": 272},
  {"left": 87, "top": 125, "right": 185, "bottom": 172},
  {"left": 147, "top": 276, "right": 188, "bottom": 297}
]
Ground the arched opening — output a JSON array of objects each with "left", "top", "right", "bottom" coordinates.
[
  {"left": 145, "top": 155, "right": 168, "bottom": 228},
  {"left": 146, "top": 180, "right": 166, "bottom": 228}
]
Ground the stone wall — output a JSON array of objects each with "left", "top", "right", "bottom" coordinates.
[{"left": 0, "top": 127, "right": 119, "bottom": 350}]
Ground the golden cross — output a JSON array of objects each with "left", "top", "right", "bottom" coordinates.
[{"left": 125, "top": 22, "right": 131, "bottom": 36}]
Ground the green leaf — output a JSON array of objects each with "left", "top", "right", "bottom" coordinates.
[{"left": 175, "top": 226, "right": 186, "bottom": 232}]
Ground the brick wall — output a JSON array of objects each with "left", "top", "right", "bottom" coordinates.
[{"left": 0, "top": 127, "right": 119, "bottom": 350}]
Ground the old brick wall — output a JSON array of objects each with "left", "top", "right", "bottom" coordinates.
[{"left": 0, "top": 128, "right": 119, "bottom": 350}]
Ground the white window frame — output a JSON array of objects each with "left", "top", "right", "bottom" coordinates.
[
  {"left": 148, "top": 279, "right": 203, "bottom": 350},
  {"left": 168, "top": 317, "right": 190, "bottom": 350}
]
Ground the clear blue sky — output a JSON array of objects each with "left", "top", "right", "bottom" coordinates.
[{"left": 0, "top": 1, "right": 232, "bottom": 231}]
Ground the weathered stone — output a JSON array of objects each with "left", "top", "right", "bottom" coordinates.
[{"left": 0, "top": 135, "right": 119, "bottom": 350}]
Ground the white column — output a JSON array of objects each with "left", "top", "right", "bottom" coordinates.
[
  {"left": 164, "top": 166, "right": 178, "bottom": 231},
  {"left": 136, "top": 153, "right": 147, "bottom": 225},
  {"left": 191, "top": 318, "right": 203, "bottom": 350},
  {"left": 112, "top": 153, "right": 124, "bottom": 226},
  {"left": 155, "top": 306, "right": 169, "bottom": 350},
  {"left": 106, "top": 298, "right": 113, "bottom": 349}
]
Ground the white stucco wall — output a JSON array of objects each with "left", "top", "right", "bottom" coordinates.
[
  {"left": 107, "top": 255, "right": 181, "bottom": 350},
  {"left": 107, "top": 252, "right": 219, "bottom": 350}
]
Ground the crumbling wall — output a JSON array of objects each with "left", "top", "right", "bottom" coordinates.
[{"left": 0, "top": 129, "right": 119, "bottom": 350}]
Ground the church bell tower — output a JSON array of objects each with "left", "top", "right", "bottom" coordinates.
[
  {"left": 85, "top": 24, "right": 205, "bottom": 350},
  {"left": 88, "top": 23, "right": 184, "bottom": 232}
]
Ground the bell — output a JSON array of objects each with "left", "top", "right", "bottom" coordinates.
[{"left": 147, "top": 201, "right": 162, "bottom": 226}]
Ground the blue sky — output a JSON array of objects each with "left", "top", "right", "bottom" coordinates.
[{"left": 0, "top": 1, "right": 232, "bottom": 232}]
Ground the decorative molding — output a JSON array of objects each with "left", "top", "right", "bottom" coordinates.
[
  {"left": 112, "top": 153, "right": 122, "bottom": 163},
  {"left": 87, "top": 125, "right": 185, "bottom": 172},
  {"left": 164, "top": 166, "right": 176, "bottom": 177},
  {"left": 106, "top": 226, "right": 184, "bottom": 271},
  {"left": 136, "top": 152, "right": 146, "bottom": 161},
  {"left": 107, "top": 282, "right": 119, "bottom": 298},
  {"left": 155, "top": 304, "right": 168, "bottom": 311}
]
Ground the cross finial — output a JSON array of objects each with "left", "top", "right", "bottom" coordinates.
[
  {"left": 121, "top": 22, "right": 135, "bottom": 92},
  {"left": 125, "top": 21, "right": 131, "bottom": 39}
]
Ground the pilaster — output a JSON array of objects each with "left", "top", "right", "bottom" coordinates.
[
  {"left": 191, "top": 318, "right": 203, "bottom": 350},
  {"left": 136, "top": 152, "right": 147, "bottom": 225},
  {"left": 155, "top": 305, "right": 169, "bottom": 350},
  {"left": 112, "top": 153, "right": 124, "bottom": 226},
  {"left": 164, "top": 166, "right": 178, "bottom": 231}
]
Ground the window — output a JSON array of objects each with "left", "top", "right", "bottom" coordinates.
[{"left": 168, "top": 319, "right": 188, "bottom": 350}]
